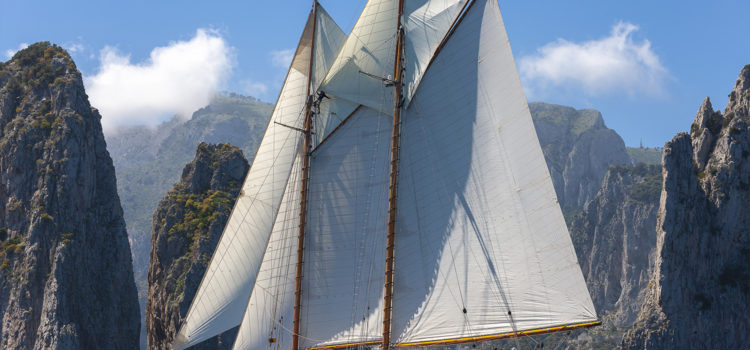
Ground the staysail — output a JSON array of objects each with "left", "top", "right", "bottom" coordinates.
[
  {"left": 173, "top": 4, "right": 346, "bottom": 349},
  {"left": 230, "top": 155, "right": 303, "bottom": 350},
  {"left": 391, "top": 0, "right": 597, "bottom": 346}
]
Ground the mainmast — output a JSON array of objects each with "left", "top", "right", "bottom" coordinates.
[
  {"left": 293, "top": 1, "right": 317, "bottom": 349},
  {"left": 383, "top": 1, "right": 405, "bottom": 349}
]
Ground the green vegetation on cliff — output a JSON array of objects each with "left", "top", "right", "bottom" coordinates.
[{"left": 146, "top": 142, "right": 247, "bottom": 349}]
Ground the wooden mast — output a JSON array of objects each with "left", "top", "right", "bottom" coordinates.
[
  {"left": 293, "top": 1, "right": 317, "bottom": 349},
  {"left": 383, "top": 1, "right": 405, "bottom": 349}
]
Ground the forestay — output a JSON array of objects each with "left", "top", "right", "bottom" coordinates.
[
  {"left": 173, "top": 5, "right": 345, "bottom": 348},
  {"left": 391, "top": 0, "right": 597, "bottom": 345}
]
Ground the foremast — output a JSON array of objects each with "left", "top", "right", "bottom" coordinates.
[
  {"left": 382, "top": 1, "right": 405, "bottom": 349},
  {"left": 293, "top": 1, "right": 317, "bottom": 349}
]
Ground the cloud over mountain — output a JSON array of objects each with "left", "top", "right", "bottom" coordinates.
[
  {"left": 4, "top": 43, "right": 29, "bottom": 59},
  {"left": 84, "top": 29, "right": 233, "bottom": 131},
  {"left": 270, "top": 49, "right": 294, "bottom": 68},
  {"left": 519, "top": 22, "right": 667, "bottom": 99}
]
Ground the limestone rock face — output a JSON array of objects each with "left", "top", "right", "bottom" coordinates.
[
  {"left": 0, "top": 43, "right": 140, "bottom": 349},
  {"left": 569, "top": 163, "right": 660, "bottom": 347},
  {"left": 530, "top": 102, "right": 631, "bottom": 220},
  {"left": 622, "top": 65, "right": 750, "bottom": 349},
  {"left": 146, "top": 143, "right": 248, "bottom": 349}
]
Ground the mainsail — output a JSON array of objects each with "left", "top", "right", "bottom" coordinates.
[
  {"left": 175, "top": 0, "right": 598, "bottom": 349},
  {"left": 391, "top": 0, "right": 597, "bottom": 345}
]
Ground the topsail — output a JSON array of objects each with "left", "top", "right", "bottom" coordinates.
[{"left": 174, "top": 0, "right": 598, "bottom": 349}]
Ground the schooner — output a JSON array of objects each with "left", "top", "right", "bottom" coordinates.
[{"left": 174, "top": 0, "right": 599, "bottom": 349}]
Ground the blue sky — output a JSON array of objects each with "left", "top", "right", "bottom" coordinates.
[{"left": 2, "top": 0, "right": 748, "bottom": 146}]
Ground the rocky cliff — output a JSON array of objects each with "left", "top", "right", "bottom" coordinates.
[
  {"left": 530, "top": 102, "right": 632, "bottom": 221},
  {"left": 0, "top": 42, "right": 139, "bottom": 348},
  {"left": 622, "top": 66, "right": 750, "bottom": 349},
  {"left": 146, "top": 143, "right": 248, "bottom": 349},
  {"left": 568, "top": 163, "right": 661, "bottom": 348}
]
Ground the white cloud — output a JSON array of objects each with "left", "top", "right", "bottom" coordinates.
[
  {"left": 5, "top": 42, "right": 29, "bottom": 59},
  {"left": 240, "top": 79, "right": 269, "bottom": 98},
  {"left": 84, "top": 29, "right": 233, "bottom": 131},
  {"left": 519, "top": 22, "right": 668, "bottom": 99},
  {"left": 64, "top": 42, "right": 85, "bottom": 54},
  {"left": 270, "top": 49, "right": 294, "bottom": 68}
]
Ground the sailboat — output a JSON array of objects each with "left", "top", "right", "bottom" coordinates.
[{"left": 173, "top": 0, "right": 599, "bottom": 349}]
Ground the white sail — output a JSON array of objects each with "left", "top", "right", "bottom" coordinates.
[
  {"left": 310, "top": 3, "right": 361, "bottom": 148},
  {"left": 299, "top": 107, "right": 392, "bottom": 349},
  {"left": 313, "top": 0, "right": 467, "bottom": 147},
  {"left": 403, "top": 0, "right": 468, "bottom": 106},
  {"left": 312, "top": 5, "right": 347, "bottom": 91},
  {"left": 174, "top": 5, "right": 345, "bottom": 348},
  {"left": 175, "top": 0, "right": 599, "bottom": 348},
  {"left": 312, "top": 97, "right": 362, "bottom": 150},
  {"left": 391, "top": 0, "right": 597, "bottom": 346},
  {"left": 229, "top": 5, "right": 347, "bottom": 349},
  {"left": 317, "top": 0, "right": 398, "bottom": 115},
  {"left": 231, "top": 156, "right": 302, "bottom": 350}
]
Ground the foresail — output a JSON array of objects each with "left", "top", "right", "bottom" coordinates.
[
  {"left": 391, "top": 0, "right": 597, "bottom": 346},
  {"left": 299, "top": 107, "right": 391, "bottom": 349},
  {"left": 231, "top": 156, "right": 302, "bottom": 350},
  {"left": 403, "top": 0, "right": 468, "bottom": 107},
  {"left": 174, "top": 9, "right": 314, "bottom": 349}
]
